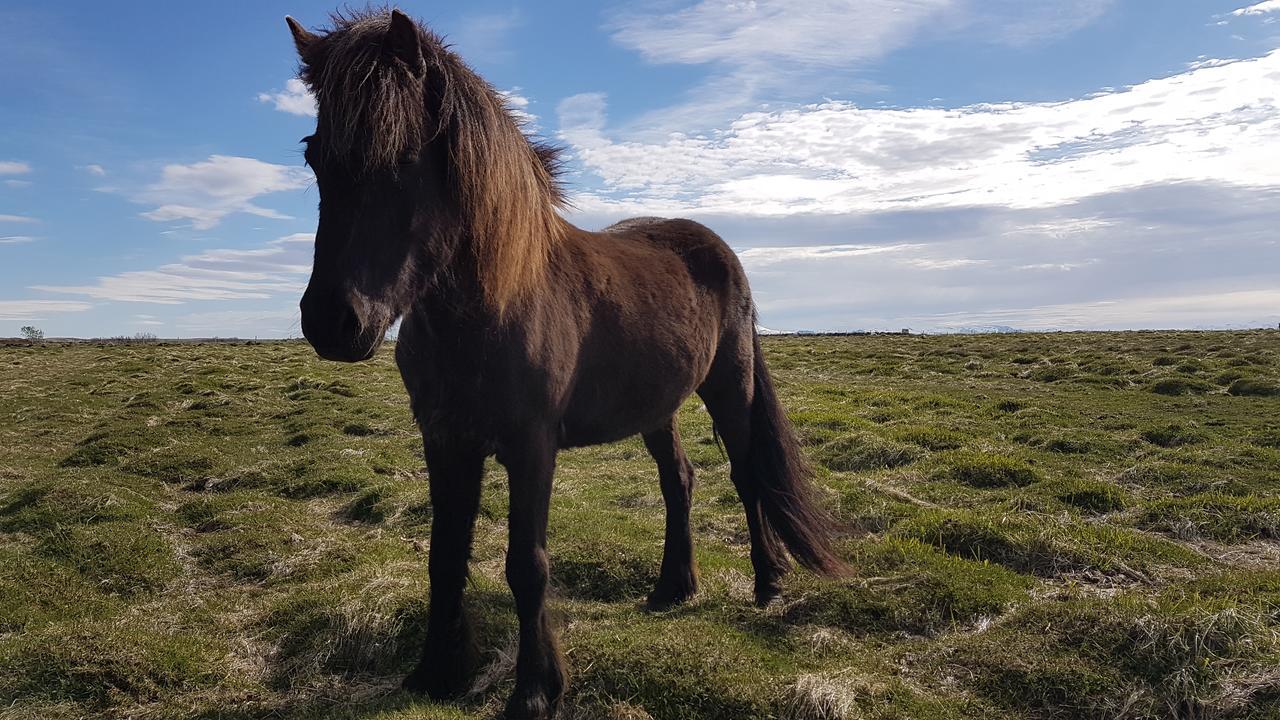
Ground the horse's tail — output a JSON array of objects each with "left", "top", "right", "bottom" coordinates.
[{"left": 748, "top": 332, "right": 846, "bottom": 575}]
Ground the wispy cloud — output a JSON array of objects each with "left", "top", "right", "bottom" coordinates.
[
  {"left": 33, "top": 233, "right": 313, "bottom": 304},
  {"left": 257, "top": 78, "right": 317, "bottom": 117},
  {"left": 560, "top": 50, "right": 1280, "bottom": 216},
  {"left": 136, "top": 155, "right": 312, "bottom": 230},
  {"left": 947, "top": 0, "right": 1114, "bottom": 46},
  {"left": 605, "top": 0, "right": 1114, "bottom": 130},
  {"left": 0, "top": 214, "right": 38, "bottom": 223},
  {"left": 610, "top": 0, "right": 948, "bottom": 69},
  {"left": 0, "top": 161, "right": 31, "bottom": 175},
  {"left": 0, "top": 235, "right": 36, "bottom": 244},
  {"left": 0, "top": 300, "right": 93, "bottom": 321},
  {"left": 83, "top": 163, "right": 106, "bottom": 176},
  {"left": 737, "top": 242, "right": 921, "bottom": 266}
]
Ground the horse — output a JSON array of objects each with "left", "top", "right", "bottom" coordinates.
[{"left": 285, "top": 9, "right": 844, "bottom": 719}]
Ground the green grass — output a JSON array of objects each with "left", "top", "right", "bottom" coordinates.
[{"left": 1, "top": 331, "right": 1278, "bottom": 719}]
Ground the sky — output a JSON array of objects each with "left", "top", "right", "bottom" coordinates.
[{"left": 2, "top": 0, "right": 1279, "bottom": 336}]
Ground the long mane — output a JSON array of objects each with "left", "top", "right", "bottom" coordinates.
[{"left": 298, "top": 9, "right": 567, "bottom": 314}]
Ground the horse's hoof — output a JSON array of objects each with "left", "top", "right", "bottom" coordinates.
[
  {"left": 646, "top": 577, "right": 698, "bottom": 611},
  {"left": 502, "top": 688, "right": 558, "bottom": 720},
  {"left": 402, "top": 663, "right": 466, "bottom": 700},
  {"left": 754, "top": 586, "right": 784, "bottom": 608}
]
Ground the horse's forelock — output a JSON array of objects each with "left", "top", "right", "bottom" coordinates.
[{"left": 301, "top": 11, "right": 435, "bottom": 172}]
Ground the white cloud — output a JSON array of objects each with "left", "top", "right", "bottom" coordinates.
[
  {"left": 84, "top": 164, "right": 106, "bottom": 176},
  {"left": 0, "top": 214, "right": 38, "bottom": 223},
  {"left": 5, "top": 180, "right": 32, "bottom": 188},
  {"left": 0, "top": 236, "right": 36, "bottom": 244},
  {"left": 560, "top": 50, "right": 1280, "bottom": 216},
  {"left": 0, "top": 300, "right": 92, "bottom": 321},
  {"left": 33, "top": 233, "right": 314, "bottom": 304},
  {"left": 136, "top": 155, "right": 312, "bottom": 230},
  {"left": 1233, "top": 1, "right": 1280, "bottom": 16},
  {"left": 0, "top": 161, "right": 30, "bottom": 175},
  {"left": 258, "top": 78, "right": 317, "bottom": 117}
]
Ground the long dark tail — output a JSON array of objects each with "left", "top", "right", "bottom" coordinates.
[{"left": 748, "top": 333, "right": 845, "bottom": 575}]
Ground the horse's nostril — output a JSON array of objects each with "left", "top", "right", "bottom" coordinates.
[{"left": 300, "top": 286, "right": 361, "bottom": 345}]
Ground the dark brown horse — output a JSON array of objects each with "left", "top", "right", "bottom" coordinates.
[{"left": 286, "top": 9, "right": 843, "bottom": 718}]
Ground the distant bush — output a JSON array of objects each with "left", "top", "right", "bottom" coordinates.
[
  {"left": 19, "top": 325, "right": 43, "bottom": 341},
  {"left": 100, "top": 333, "right": 159, "bottom": 344}
]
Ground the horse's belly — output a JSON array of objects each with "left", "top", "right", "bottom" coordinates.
[{"left": 558, "top": 351, "right": 706, "bottom": 448}]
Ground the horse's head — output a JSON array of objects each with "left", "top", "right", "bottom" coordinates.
[{"left": 288, "top": 10, "right": 454, "bottom": 362}]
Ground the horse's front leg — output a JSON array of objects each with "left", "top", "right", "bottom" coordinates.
[
  {"left": 500, "top": 428, "right": 566, "bottom": 720},
  {"left": 403, "top": 439, "right": 485, "bottom": 698}
]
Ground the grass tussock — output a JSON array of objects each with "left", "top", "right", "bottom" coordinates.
[
  {"left": 928, "top": 451, "right": 1039, "bottom": 488},
  {"left": 816, "top": 431, "right": 925, "bottom": 472}
]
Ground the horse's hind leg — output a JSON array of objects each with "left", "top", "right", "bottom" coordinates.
[
  {"left": 697, "top": 344, "right": 791, "bottom": 606},
  {"left": 641, "top": 417, "right": 698, "bottom": 610},
  {"left": 403, "top": 440, "right": 485, "bottom": 698}
]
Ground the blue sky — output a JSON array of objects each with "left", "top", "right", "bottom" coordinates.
[{"left": 3, "top": 0, "right": 1279, "bottom": 336}]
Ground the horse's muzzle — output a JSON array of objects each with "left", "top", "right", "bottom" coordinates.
[{"left": 300, "top": 286, "right": 386, "bottom": 363}]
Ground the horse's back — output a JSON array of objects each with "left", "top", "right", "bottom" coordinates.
[{"left": 599, "top": 217, "right": 748, "bottom": 300}]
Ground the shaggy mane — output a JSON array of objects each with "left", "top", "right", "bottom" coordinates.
[{"left": 297, "top": 8, "right": 567, "bottom": 314}]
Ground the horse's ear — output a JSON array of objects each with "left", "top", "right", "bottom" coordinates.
[
  {"left": 386, "top": 9, "right": 424, "bottom": 71},
  {"left": 286, "top": 16, "right": 318, "bottom": 58}
]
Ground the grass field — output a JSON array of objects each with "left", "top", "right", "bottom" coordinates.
[{"left": 2, "top": 331, "right": 1279, "bottom": 719}]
